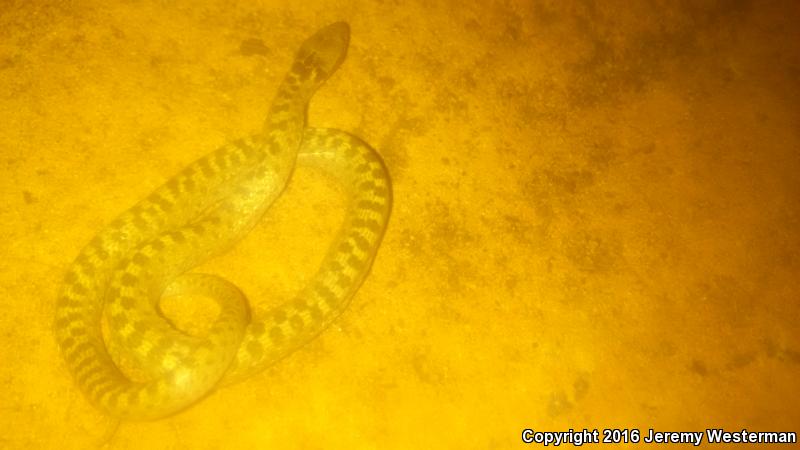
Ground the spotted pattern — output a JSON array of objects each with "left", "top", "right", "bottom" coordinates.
[{"left": 53, "top": 22, "right": 391, "bottom": 420}]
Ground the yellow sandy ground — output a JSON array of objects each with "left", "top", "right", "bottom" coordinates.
[{"left": 0, "top": 1, "right": 798, "bottom": 448}]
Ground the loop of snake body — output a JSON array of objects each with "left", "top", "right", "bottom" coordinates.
[{"left": 53, "top": 22, "right": 392, "bottom": 420}]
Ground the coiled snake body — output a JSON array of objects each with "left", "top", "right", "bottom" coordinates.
[{"left": 54, "top": 22, "right": 391, "bottom": 420}]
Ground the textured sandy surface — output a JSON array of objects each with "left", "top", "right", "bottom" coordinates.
[{"left": 1, "top": 1, "right": 798, "bottom": 448}]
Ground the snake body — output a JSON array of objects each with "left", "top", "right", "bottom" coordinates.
[{"left": 53, "top": 22, "right": 391, "bottom": 420}]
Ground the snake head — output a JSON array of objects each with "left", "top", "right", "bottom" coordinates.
[{"left": 293, "top": 21, "right": 350, "bottom": 84}]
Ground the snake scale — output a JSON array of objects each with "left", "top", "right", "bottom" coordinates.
[{"left": 53, "top": 22, "right": 391, "bottom": 420}]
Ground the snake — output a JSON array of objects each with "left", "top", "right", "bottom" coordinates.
[{"left": 53, "top": 22, "right": 392, "bottom": 420}]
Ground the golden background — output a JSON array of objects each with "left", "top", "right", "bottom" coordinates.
[{"left": 1, "top": 0, "right": 798, "bottom": 448}]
